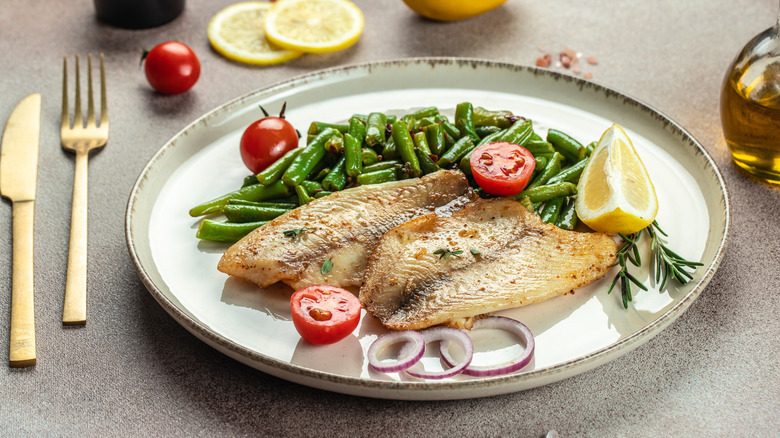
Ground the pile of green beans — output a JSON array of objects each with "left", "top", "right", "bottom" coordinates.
[{"left": 190, "top": 103, "right": 596, "bottom": 242}]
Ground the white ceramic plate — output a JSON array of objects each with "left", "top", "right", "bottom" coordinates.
[{"left": 126, "top": 58, "right": 729, "bottom": 400}]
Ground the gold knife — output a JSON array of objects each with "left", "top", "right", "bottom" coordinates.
[{"left": 0, "top": 93, "right": 41, "bottom": 367}]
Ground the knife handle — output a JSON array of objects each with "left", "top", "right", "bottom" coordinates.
[
  {"left": 63, "top": 151, "right": 88, "bottom": 325},
  {"left": 9, "top": 200, "right": 36, "bottom": 367}
]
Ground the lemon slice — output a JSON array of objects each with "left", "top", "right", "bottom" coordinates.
[
  {"left": 208, "top": 2, "right": 303, "bottom": 65},
  {"left": 263, "top": 0, "right": 364, "bottom": 53},
  {"left": 575, "top": 124, "right": 659, "bottom": 234},
  {"left": 402, "top": 0, "right": 509, "bottom": 22}
]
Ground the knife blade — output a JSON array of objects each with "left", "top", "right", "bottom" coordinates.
[{"left": 0, "top": 93, "right": 41, "bottom": 367}]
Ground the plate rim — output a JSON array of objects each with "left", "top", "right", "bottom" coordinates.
[{"left": 125, "top": 57, "right": 731, "bottom": 399}]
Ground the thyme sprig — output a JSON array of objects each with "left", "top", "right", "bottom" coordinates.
[
  {"left": 609, "top": 220, "right": 703, "bottom": 308},
  {"left": 433, "top": 248, "right": 463, "bottom": 259},
  {"left": 283, "top": 227, "right": 316, "bottom": 240}
]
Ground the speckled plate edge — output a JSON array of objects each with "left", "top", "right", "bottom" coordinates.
[{"left": 125, "top": 58, "right": 730, "bottom": 400}]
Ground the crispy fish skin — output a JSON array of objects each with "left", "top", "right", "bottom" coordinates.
[
  {"left": 217, "top": 170, "right": 474, "bottom": 289},
  {"left": 360, "top": 198, "right": 618, "bottom": 330}
]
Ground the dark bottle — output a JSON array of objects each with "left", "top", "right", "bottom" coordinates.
[{"left": 94, "top": 0, "right": 185, "bottom": 29}]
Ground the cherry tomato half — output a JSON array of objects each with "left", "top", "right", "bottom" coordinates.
[
  {"left": 143, "top": 41, "right": 200, "bottom": 95},
  {"left": 290, "top": 285, "right": 361, "bottom": 345},
  {"left": 470, "top": 142, "right": 536, "bottom": 196},
  {"left": 240, "top": 113, "right": 299, "bottom": 174}
]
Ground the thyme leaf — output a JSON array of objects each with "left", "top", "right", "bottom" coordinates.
[
  {"left": 283, "top": 227, "right": 315, "bottom": 240},
  {"left": 433, "top": 248, "right": 463, "bottom": 260},
  {"left": 470, "top": 249, "right": 481, "bottom": 256},
  {"left": 321, "top": 258, "right": 334, "bottom": 275}
]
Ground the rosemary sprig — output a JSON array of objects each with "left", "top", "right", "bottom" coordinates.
[
  {"left": 608, "top": 230, "right": 648, "bottom": 309},
  {"left": 609, "top": 220, "right": 703, "bottom": 308},
  {"left": 647, "top": 221, "right": 703, "bottom": 290},
  {"left": 433, "top": 248, "right": 463, "bottom": 259},
  {"left": 283, "top": 227, "right": 315, "bottom": 240}
]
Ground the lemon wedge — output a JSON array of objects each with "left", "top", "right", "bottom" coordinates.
[
  {"left": 263, "top": 0, "right": 364, "bottom": 53},
  {"left": 208, "top": 2, "right": 303, "bottom": 65},
  {"left": 402, "top": 0, "right": 509, "bottom": 21},
  {"left": 575, "top": 124, "right": 659, "bottom": 235}
]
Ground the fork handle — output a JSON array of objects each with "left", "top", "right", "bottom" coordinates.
[
  {"left": 10, "top": 200, "right": 36, "bottom": 367},
  {"left": 63, "top": 151, "right": 88, "bottom": 325}
]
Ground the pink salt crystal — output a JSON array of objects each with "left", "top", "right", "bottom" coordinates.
[
  {"left": 583, "top": 72, "right": 593, "bottom": 79},
  {"left": 560, "top": 54, "right": 572, "bottom": 68},
  {"left": 587, "top": 56, "right": 598, "bottom": 65}
]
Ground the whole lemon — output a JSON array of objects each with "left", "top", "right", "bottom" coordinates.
[{"left": 402, "top": 0, "right": 510, "bottom": 21}]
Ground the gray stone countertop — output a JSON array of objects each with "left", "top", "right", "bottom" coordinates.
[{"left": 1, "top": 0, "right": 778, "bottom": 436}]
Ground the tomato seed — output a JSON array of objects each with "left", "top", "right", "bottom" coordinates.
[
  {"left": 481, "top": 152, "right": 493, "bottom": 160},
  {"left": 309, "top": 307, "right": 332, "bottom": 321}
]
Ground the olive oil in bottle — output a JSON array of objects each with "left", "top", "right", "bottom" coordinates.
[{"left": 720, "top": 15, "right": 780, "bottom": 183}]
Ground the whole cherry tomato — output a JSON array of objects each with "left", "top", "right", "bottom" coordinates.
[
  {"left": 240, "top": 104, "right": 299, "bottom": 174},
  {"left": 290, "top": 285, "right": 361, "bottom": 345},
  {"left": 143, "top": 41, "right": 200, "bottom": 95},
  {"left": 470, "top": 142, "right": 536, "bottom": 196}
]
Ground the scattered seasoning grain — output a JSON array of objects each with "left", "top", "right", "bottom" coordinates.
[{"left": 586, "top": 56, "right": 598, "bottom": 65}]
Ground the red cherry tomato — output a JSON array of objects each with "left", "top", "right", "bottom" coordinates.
[
  {"left": 240, "top": 113, "right": 299, "bottom": 174},
  {"left": 290, "top": 285, "right": 361, "bottom": 345},
  {"left": 143, "top": 41, "right": 200, "bottom": 95},
  {"left": 470, "top": 142, "right": 536, "bottom": 196}
]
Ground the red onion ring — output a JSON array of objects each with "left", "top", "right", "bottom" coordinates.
[
  {"left": 405, "top": 327, "right": 473, "bottom": 380},
  {"left": 440, "top": 316, "right": 535, "bottom": 377},
  {"left": 367, "top": 330, "right": 425, "bottom": 373}
]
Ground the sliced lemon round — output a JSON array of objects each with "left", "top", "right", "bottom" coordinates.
[
  {"left": 575, "top": 124, "right": 659, "bottom": 235},
  {"left": 402, "top": 0, "right": 509, "bottom": 22},
  {"left": 208, "top": 2, "right": 303, "bottom": 66},
  {"left": 263, "top": 0, "right": 364, "bottom": 54}
]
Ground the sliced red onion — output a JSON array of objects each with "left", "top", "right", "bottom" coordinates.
[
  {"left": 440, "top": 316, "right": 535, "bottom": 377},
  {"left": 367, "top": 330, "right": 425, "bottom": 373},
  {"left": 405, "top": 327, "right": 473, "bottom": 380}
]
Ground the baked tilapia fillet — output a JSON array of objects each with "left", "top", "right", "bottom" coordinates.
[
  {"left": 360, "top": 198, "right": 618, "bottom": 330},
  {"left": 218, "top": 170, "right": 475, "bottom": 289}
]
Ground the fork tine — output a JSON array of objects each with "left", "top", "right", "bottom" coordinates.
[
  {"left": 61, "top": 56, "right": 70, "bottom": 131},
  {"left": 86, "top": 54, "right": 96, "bottom": 127},
  {"left": 73, "top": 55, "right": 82, "bottom": 129},
  {"left": 99, "top": 53, "right": 107, "bottom": 127}
]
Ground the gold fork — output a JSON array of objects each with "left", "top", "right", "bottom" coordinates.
[{"left": 61, "top": 54, "right": 108, "bottom": 325}]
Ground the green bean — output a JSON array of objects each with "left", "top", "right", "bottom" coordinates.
[
  {"left": 282, "top": 128, "right": 339, "bottom": 187},
  {"left": 528, "top": 152, "right": 564, "bottom": 189},
  {"left": 555, "top": 196, "right": 578, "bottom": 230},
  {"left": 497, "top": 119, "right": 534, "bottom": 145},
  {"left": 413, "top": 131, "right": 433, "bottom": 156},
  {"left": 356, "top": 168, "right": 397, "bottom": 185},
  {"left": 365, "top": 112, "right": 388, "bottom": 147},
  {"left": 540, "top": 196, "right": 566, "bottom": 224},
  {"left": 534, "top": 156, "right": 548, "bottom": 171},
  {"left": 242, "top": 174, "right": 260, "bottom": 188},
  {"left": 256, "top": 147, "right": 303, "bottom": 185},
  {"left": 523, "top": 139, "right": 556, "bottom": 156},
  {"left": 473, "top": 107, "right": 515, "bottom": 128},
  {"left": 299, "top": 180, "right": 323, "bottom": 194},
  {"left": 392, "top": 120, "right": 421, "bottom": 177},
  {"left": 455, "top": 102, "right": 480, "bottom": 143},
  {"left": 189, "top": 180, "right": 291, "bottom": 217},
  {"left": 196, "top": 219, "right": 268, "bottom": 243},
  {"left": 519, "top": 196, "right": 535, "bottom": 212},
  {"left": 324, "top": 134, "right": 344, "bottom": 154},
  {"left": 313, "top": 190, "right": 333, "bottom": 198},
  {"left": 310, "top": 166, "right": 330, "bottom": 182},
  {"left": 414, "top": 117, "right": 437, "bottom": 130},
  {"left": 582, "top": 141, "right": 597, "bottom": 160},
  {"left": 227, "top": 199, "right": 298, "bottom": 209},
  {"left": 322, "top": 156, "right": 348, "bottom": 191},
  {"left": 295, "top": 184, "right": 312, "bottom": 205},
  {"left": 308, "top": 121, "right": 348, "bottom": 136},
  {"left": 223, "top": 204, "right": 292, "bottom": 223},
  {"left": 423, "top": 123, "right": 446, "bottom": 156},
  {"left": 440, "top": 120, "right": 461, "bottom": 141},
  {"left": 459, "top": 154, "right": 472, "bottom": 176},
  {"left": 547, "top": 129, "right": 584, "bottom": 163},
  {"left": 348, "top": 117, "right": 366, "bottom": 142},
  {"left": 381, "top": 136, "right": 398, "bottom": 160},
  {"left": 475, "top": 128, "right": 506, "bottom": 147},
  {"left": 363, "top": 160, "right": 402, "bottom": 173},
  {"left": 401, "top": 114, "right": 416, "bottom": 127},
  {"left": 344, "top": 133, "right": 362, "bottom": 178},
  {"left": 412, "top": 106, "right": 439, "bottom": 119},
  {"left": 475, "top": 125, "right": 502, "bottom": 138},
  {"left": 515, "top": 182, "right": 577, "bottom": 203},
  {"left": 361, "top": 147, "right": 379, "bottom": 166},
  {"left": 437, "top": 136, "right": 474, "bottom": 168},
  {"left": 548, "top": 157, "right": 589, "bottom": 184},
  {"left": 416, "top": 146, "right": 441, "bottom": 175}
]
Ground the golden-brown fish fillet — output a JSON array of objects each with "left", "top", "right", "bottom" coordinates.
[
  {"left": 360, "top": 198, "right": 618, "bottom": 330},
  {"left": 218, "top": 170, "right": 475, "bottom": 289}
]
